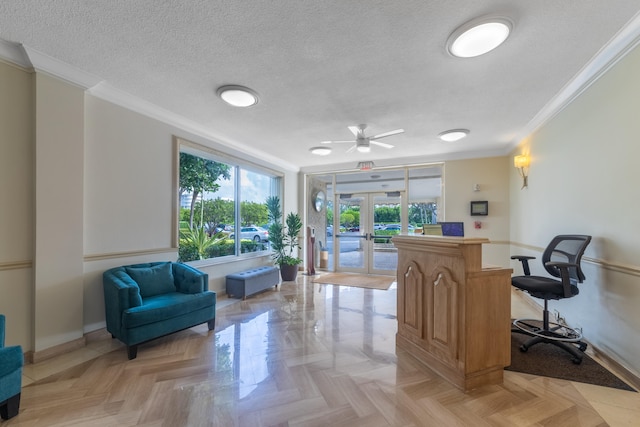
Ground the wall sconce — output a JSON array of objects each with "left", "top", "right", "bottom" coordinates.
[{"left": 514, "top": 154, "right": 530, "bottom": 189}]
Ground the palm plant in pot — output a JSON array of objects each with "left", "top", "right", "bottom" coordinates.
[{"left": 266, "top": 196, "right": 303, "bottom": 281}]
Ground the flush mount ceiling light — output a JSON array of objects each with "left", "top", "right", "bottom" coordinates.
[
  {"left": 447, "top": 16, "right": 512, "bottom": 58},
  {"left": 310, "top": 146, "right": 332, "bottom": 156},
  {"left": 216, "top": 85, "right": 259, "bottom": 107},
  {"left": 439, "top": 129, "right": 469, "bottom": 142}
]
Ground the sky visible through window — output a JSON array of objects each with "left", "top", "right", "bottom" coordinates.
[{"left": 204, "top": 169, "right": 272, "bottom": 203}]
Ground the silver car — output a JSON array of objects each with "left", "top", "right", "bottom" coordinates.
[{"left": 229, "top": 226, "right": 269, "bottom": 242}]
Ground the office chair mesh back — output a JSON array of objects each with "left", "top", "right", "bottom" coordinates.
[{"left": 542, "top": 235, "right": 589, "bottom": 283}]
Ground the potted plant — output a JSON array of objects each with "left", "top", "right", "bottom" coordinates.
[{"left": 266, "top": 196, "right": 303, "bottom": 281}]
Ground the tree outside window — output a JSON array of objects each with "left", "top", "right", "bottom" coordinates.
[{"left": 178, "top": 147, "right": 280, "bottom": 262}]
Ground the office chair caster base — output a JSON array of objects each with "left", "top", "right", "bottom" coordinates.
[
  {"left": 513, "top": 318, "right": 587, "bottom": 363},
  {"left": 513, "top": 318, "right": 583, "bottom": 342}
]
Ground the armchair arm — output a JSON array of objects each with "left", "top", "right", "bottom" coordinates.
[
  {"left": 545, "top": 261, "right": 579, "bottom": 298},
  {"left": 511, "top": 255, "right": 536, "bottom": 276},
  {"left": 0, "top": 345, "right": 23, "bottom": 377},
  {"left": 172, "top": 263, "right": 209, "bottom": 294},
  {"left": 103, "top": 269, "right": 143, "bottom": 334}
]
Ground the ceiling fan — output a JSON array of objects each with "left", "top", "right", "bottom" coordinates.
[{"left": 321, "top": 124, "right": 404, "bottom": 153}]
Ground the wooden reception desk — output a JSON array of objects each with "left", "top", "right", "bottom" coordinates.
[{"left": 392, "top": 234, "right": 512, "bottom": 391}]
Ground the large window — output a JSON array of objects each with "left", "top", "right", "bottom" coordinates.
[{"left": 176, "top": 138, "right": 281, "bottom": 262}]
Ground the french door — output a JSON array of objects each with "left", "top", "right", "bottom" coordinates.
[{"left": 335, "top": 192, "right": 400, "bottom": 275}]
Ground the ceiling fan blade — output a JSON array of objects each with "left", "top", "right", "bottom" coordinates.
[
  {"left": 371, "top": 129, "right": 404, "bottom": 140},
  {"left": 321, "top": 140, "right": 355, "bottom": 144},
  {"left": 346, "top": 144, "right": 357, "bottom": 153},
  {"left": 370, "top": 140, "right": 394, "bottom": 149},
  {"left": 348, "top": 125, "right": 362, "bottom": 137}
]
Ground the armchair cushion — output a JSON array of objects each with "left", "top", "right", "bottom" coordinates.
[
  {"left": 125, "top": 262, "right": 175, "bottom": 297},
  {"left": 122, "top": 291, "right": 216, "bottom": 329}
]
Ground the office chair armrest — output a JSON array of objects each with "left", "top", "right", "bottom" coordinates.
[
  {"left": 545, "top": 261, "right": 579, "bottom": 298},
  {"left": 511, "top": 255, "right": 536, "bottom": 275}
]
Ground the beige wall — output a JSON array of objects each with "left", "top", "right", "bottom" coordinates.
[
  {"left": 33, "top": 73, "right": 86, "bottom": 351},
  {"left": 443, "top": 156, "right": 511, "bottom": 267},
  {"left": 510, "top": 42, "right": 640, "bottom": 376},
  {"left": 0, "top": 60, "right": 33, "bottom": 349}
]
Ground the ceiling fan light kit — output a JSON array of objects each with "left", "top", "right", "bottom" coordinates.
[{"left": 356, "top": 142, "right": 371, "bottom": 153}]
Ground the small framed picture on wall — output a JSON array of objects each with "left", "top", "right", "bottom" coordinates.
[{"left": 470, "top": 201, "right": 488, "bottom": 216}]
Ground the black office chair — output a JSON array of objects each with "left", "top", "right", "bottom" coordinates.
[{"left": 511, "top": 235, "right": 592, "bottom": 364}]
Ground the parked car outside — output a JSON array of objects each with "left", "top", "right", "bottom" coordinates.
[
  {"left": 382, "top": 224, "right": 416, "bottom": 232},
  {"left": 229, "top": 226, "right": 269, "bottom": 242},
  {"left": 326, "top": 225, "right": 333, "bottom": 236}
]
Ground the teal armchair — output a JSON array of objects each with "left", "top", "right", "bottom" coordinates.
[
  {"left": 103, "top": 262, "right": 216, "bottom": 359},
  {"left": 0, "top": 314, "right": 23, "bottom": 420}
]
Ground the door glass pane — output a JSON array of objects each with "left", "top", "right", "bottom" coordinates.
[
  {"left": 372, "top": 193, "right": 399, "bottom": 272},
  {"left": 338, "top": 195, "right": 365, "bottom": 270},
  {"left": 325, "top": 182, "right": 334, "bottom": 271}
]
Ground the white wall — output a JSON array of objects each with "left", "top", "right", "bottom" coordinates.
[{"left": 510, "top": 42, "right": 640, "bottom": 376}]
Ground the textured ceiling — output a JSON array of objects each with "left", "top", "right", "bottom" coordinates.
[{"left": 1, "top": 1, "right": 640, "bottom": 171}]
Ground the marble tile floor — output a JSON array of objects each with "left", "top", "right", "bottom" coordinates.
[{"left": 10, "top": 277, "right": 640, "bottom": 426}]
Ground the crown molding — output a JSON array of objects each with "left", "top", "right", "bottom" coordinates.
[
  {"left": 21, "top": 45, "right": 103, "bottom": 89},
  {"left": 510, "top": 10, "right": 640, "bottom": 150},
  {"left": 0, "top": 38, "right": 31, "bottom": 70}
]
